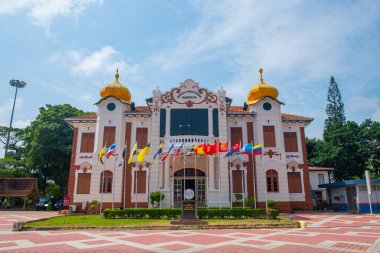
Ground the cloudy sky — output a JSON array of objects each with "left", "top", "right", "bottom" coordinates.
[{"left": 1, "top": 0, "right": 379, "bottom": 146}]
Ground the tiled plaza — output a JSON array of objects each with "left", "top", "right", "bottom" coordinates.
[{"left": 1, "top": 211, "right": 380, "bottom": 252}]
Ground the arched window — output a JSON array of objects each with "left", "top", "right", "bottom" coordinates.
[
  {"left": 266, "top": 170, "right": 278, "bottom": 192},
  {"left": 100, "top": 170, "right": 113, "bottom": 193}
]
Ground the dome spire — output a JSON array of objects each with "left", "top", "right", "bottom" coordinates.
[
  {"left": 115, "top": 69, "right": 119, "bottom": 83},
  {"left": 259, "top": 67, "right": 265, "bottom": 84}
]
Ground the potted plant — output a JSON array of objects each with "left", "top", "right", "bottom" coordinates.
[
  {"left": 90, "top": 200, "right": 100, "bottom": 214},
  {"left": 150, "top": 192, "right": 165, "bottom": 208}
]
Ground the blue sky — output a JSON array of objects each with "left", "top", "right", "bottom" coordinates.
[{"left": 1, "top": 0, "right": 380, "bottom": 147}]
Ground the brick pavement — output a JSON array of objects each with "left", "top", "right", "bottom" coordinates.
[{"left": 1, "top": 211, "right": 380, "bottom": 252}]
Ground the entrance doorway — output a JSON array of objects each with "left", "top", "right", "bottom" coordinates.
[{"left": 173, "top": 169, "right": 206, "bottom": 207}]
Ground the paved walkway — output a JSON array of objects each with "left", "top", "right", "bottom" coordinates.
[{"left": 1, "top": 211, "right": 380, "bottom": 252}]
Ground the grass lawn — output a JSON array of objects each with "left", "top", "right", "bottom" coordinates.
[{"left": 25, "top": 215, "right": 293, "bottom": 227}]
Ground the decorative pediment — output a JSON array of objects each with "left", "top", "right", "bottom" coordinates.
[
  {"left": 161, "top": 79, "right": 218, "bottom": 107},
  {"left": 78, "top": 161, "right": 92, "bottom": 173}
]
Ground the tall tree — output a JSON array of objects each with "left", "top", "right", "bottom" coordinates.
[
  {"left": 24, "top": 104, "right": 89, "bottom": 196},
  {"left": 324, "top": 76, "right": 346, "bottom": 143},
  {"left": 0, "top": 126, "right": 24, "bottom": 159}
]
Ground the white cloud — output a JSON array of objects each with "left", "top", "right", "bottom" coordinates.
[
  {"left": 0, "top": 97, "right": 30, "bottom": 129},
  {"left": 372, "top": 110, "right": 380, "bottom": 122},
  {"left": 50, "top": 46, "right": 140, "bottom": 79},
  {"left": 0, "top": 0, "right": 102, "bottom": 32},
  {"left": 348, "top": 96, "right": 378, "bottom": 112}
]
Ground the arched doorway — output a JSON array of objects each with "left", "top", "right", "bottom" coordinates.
[{"left": 173, "top": 168, "right": 206, "bottom": 207}]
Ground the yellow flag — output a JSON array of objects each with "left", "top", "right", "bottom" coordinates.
[
  {"left": 136, "top": 143, "right": 151, "bottom": 162},
  {"left": 99, "top": 146, "right": 106, "bottom": 164},
  {"left": 127, "top": 143, "right": 138, "bottom": 164}
]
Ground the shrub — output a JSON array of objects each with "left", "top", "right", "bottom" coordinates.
[
  {"left": 90, "top": 200, "right": 100, "bottom": 214},
  {"left": 149, "top": 192, "right": 165, "bottom": 208},
  {"left": 235, "top": 193, "right": 243, "bottom": 201},
  {"left": 267, "top": 200, "right": 276, "bottom": 208},
  {"left": 244, "top": 197, "right": 255, "bottom": 208},
  {"left": 103, "top": 208, "right": 181, "bottom": 219}
]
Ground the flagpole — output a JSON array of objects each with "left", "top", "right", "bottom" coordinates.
[
  {"left": 218, "top": 142, "right": 221, "bottom": 210},
  {"left": 171, "top": 146, "right": 174, "bottom": 209},
  {"left": 123, "top": 143, "right": 127, "bottom": 210},
  {"left": 251, "top": 142, "right": 257, "bottom": 209},
  {"left": 100, "top": 161, "right": 105, "bottom": 215},
  {"left": 159, "top": 159, "right": 162, "bottom": 209},
  {"left": 195, "top": 152, "right": 197, "bottom": 205},
  {"left": 135, "top": 167, "right": 138, "bottom": 208},
  {"left": 112, "top": 153, "right": 117, "bottom": 210},
  {"left": 240, "top": 153, "right": 245, "bottom": 209},
  {"left": 261, "top": 152, "right": 268, "bottom": 210},
  {"left": 206, "top": 153, "right": 209, "bottom": 209},
  {"left": 229, "top": 161, "right": 232, "bottom": 209},
  {"left": 183, "top": 146, "right": 186, "bottom": 204}
]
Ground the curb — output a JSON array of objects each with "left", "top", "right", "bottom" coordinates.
[{"left": 16, "top": 221, "right": 300, "bottom": 231}]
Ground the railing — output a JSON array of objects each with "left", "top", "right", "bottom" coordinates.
[{"left": 161, "top": 135, "right": 218, "bottom": 148}]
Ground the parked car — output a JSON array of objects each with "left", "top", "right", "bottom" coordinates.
[
  {"left": 35, "top": 197, "right": 52, "bottom": 211},
  {"left": 53, "top": 200, "right": 63, "bottom": 210}
]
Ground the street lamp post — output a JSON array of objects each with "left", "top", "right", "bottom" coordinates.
[{"left": 5, "top": 80, "right": 27, "bottom": 157}]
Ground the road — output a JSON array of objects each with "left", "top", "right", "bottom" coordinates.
[{"left": 1, "top": 211, "right": 380, "bottom": 252}]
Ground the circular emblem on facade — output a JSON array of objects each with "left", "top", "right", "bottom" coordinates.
[
  {"left": 107, "top": 102, "right": 116, "bottom": 111},
  {"left": 184, "top": 189, "right": 195, "bottom": 200},
  {"left": 263, "top": 102, "right": 272, "bottom": 111}
]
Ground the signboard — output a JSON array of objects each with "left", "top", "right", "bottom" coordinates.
[
  {"left": 184, "top": 189, "right": 195, "bottom": 200},
  {"left": 182, "top": 200, "right": 196, "bottom": 219},
  {"left": 365, "top": 170, "right": 373, "bottom": 195},
  {"left": 63, "top": 195, "right": 70, "bottom": 210}
]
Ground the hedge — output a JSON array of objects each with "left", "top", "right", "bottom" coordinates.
[
  {"left": 103, "top": 208, "right": 181, "bottom": 219},
  {"left": 103, "top": 208, "right": 279, "bottom": 219}
]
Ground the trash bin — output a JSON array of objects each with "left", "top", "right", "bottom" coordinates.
[{"left": 69, "top": 205, "right": 77, "bottom": 212}]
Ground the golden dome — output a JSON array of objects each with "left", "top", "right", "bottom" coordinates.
[
  {"left": 100, "top": 69, "right": 132, "bottom": 103},
  {"left": 246, "top": 68, "right": 278, "bottom": 105}
]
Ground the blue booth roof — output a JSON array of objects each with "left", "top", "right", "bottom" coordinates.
[{"left": 319, "top": 179, "right": 380, "bottom": 189}]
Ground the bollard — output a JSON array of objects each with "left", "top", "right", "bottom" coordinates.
[
  {"left": 13, "top": 221, "right": 24, "bottom": 231},
  {"left": 298, "top": 221, "right": 307, "bottom": 228}
]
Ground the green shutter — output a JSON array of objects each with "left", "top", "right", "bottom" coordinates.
[
  {"left": 160, "top": 109, "right": 166, "bottom": 137},
  {"left": 170, "top": 109, "right": 208, "bottom": 136},
  {"left": 213, "top": 109, "right": 219, "bottom": 137}
]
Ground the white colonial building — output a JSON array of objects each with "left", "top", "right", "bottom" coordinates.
[{"left": 66, "top": 68, "right": 314, "bottom": 212}]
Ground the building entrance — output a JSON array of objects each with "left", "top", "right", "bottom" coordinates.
[{"left": 173, "top": 169, "right": 206, "bottom": 207}]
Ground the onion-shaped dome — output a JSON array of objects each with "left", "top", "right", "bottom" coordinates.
[
  {"left": 100, "top": 69, "right": 132, "bottom": 103},
  {"left": 246, "top": 68, "right": 278, "bottom": 105}
]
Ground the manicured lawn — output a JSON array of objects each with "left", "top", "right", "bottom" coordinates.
[
  {"left": 25, "top": 215, "right": 170, "bottom": 227},
  {"left": 25, "top": 215, "right": 293, "bottom": 227}
]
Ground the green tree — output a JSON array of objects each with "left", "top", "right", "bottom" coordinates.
[
  {"left": 0, "top": 126, "right": 25, "bottom": 159},
  {"left": 324, "top": 76, "right": 345, "bottom": 131},
  {"left": 24, "top": 104, "right": 89, "bottom": 197}
]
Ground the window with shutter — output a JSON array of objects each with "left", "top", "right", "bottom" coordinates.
[
  {"left": 232, "top": 170, "right": 243, "bottom": 193},
  {"left": 284, "top": 132, "right": 298, "bottom": 152},
  {"left": 288, "top": 172, "right": 302, "bottom": 193},
  {"left": 100, "top": 170, "right": 113, "bottom": 193},
  {"left": 230, "top": 127, "right": 243, "bottom": 146},
  {"left": 136, "top": 128, "right": 148, "bottom": 149},
  {"left": 263, "top": 126, "right": 276, "bottom": 147},
  {"left": 80, "top": 132, "right": 95, "bottom": 153},
  {"left": 103, "top": 126, "right": 116, "bottom": 147},
  {"left": 266, "top": 170, "right": 279, "bottom": 192},
  {"left": 77, "top": 173, "right": 91, "bottom": 194}
]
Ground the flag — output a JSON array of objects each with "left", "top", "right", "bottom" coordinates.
[
  {"left": 240, "top": 143, "right": 263, "bottom": 155},
  {"left": 118, "top": 144, "right": 127, "bottom": 167},
  {"left": 218, "top": 141, "right": 228, "bottom": 152},
  {"left": 160, "top": 144, "right": 174, "bottom": 162},
  {"left": 205, "top": 143, "right": 217, "bottom": 155},
  {"left": 127, "top": 143, "right": 138, "bottom": 164},
  {"left": 136, "top": 143, "right": 150, "bottom": 162},
  {"left": 224, "top": 142, "right": 241, "bottom": 157},
  {"left": 193, "top": 144, "right": 207, "bottom": 155},
  {"left": 174, "top": 143, "right": 184, "bottom": 161},
  {"left": 153, "top": 143, "right": 163, "bottom": 161},
  {"left": 105, "top": 143, "right": 116, "bottom": 158},
  {"left": 99, "top": 145, "right": 106, "bottom": 164}
]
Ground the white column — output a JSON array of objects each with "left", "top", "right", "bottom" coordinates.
[
  {"left": 164, "top": 158, "right": 170, "bottom": 190},
  {"left": 208, "top": 108, "right": 213, "bottom": 136}
]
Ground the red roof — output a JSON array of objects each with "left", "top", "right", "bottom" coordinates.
[
  {"left": 227, "top": 106, "right": 313, "bottom": 120},
  {"left": 309, "top": 166, "right": 334, "bottom": 171},
  {"left": 0, "top": 178, "right": 40, "bottom": 198},
  {"left": 66, "top": 114, "right": 97, "bottom": 120}
]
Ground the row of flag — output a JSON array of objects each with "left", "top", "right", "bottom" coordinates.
[{"left": 99, "top": 142, "right": 263, "bottom": 166}]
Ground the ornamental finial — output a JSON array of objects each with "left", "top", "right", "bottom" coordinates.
[
  {"left": 115, "top": 69, "right": 119, "bottom": 82},
  {"left": 259, "top": 67, "right": 264, "bottom": 84}
]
